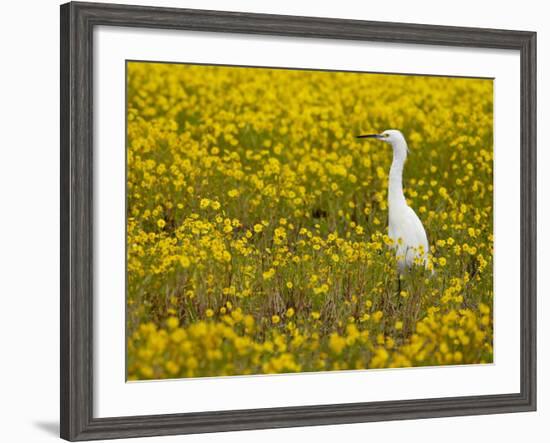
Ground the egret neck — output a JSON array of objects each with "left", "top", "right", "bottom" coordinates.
[{"left": 388, "top": 137, "right": 408, "bottom": 210}]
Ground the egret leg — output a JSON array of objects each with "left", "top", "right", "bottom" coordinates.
[{"left": 397, "top": 275, "right": 401, "bottom": 296}]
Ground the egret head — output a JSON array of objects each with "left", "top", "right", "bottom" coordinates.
[{"left": 356, "top": 129, "right": 408, "bottom": 160}]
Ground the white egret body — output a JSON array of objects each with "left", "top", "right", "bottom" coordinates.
[{"left": 357, "top": 129, "right": 429, "bottom": 272}]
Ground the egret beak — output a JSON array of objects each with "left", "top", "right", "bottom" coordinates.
[{"left": 356, "top": 134, "right": 383, "bottom": 139}]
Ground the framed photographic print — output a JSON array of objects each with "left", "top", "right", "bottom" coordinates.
[{"left": 60, "top": 1, "right": 536, "bottom": 441}]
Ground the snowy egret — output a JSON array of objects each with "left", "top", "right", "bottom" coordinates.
[{"left": 356, "top": 129, "right": 430, "bottom": 274}]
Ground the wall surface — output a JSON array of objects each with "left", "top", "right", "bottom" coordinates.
[{"left": 0, "top": 0, "right": 547, "bottom": 441}]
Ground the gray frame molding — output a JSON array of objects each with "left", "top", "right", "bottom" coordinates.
[{"left": 60, "top": 2, "right": 536, "bottom": 441}]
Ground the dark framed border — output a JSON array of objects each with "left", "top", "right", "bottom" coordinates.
[{"left": 60, "top": 1, "right": 536, "bottom": 441}]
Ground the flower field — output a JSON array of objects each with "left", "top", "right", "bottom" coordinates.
[{"left": 126, "top": 62, "right": 494, "bottom": 380}]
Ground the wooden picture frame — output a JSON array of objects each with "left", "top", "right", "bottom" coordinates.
[{"left": 60, "top": 1, "right": 536, "bottom": 440}]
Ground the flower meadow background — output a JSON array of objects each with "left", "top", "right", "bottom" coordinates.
[{"left": 126, "top": 61, "right": 493, "bottom": 380}]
